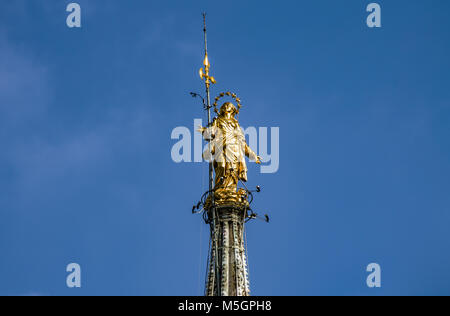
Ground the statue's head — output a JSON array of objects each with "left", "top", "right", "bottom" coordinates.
[{"left": 219, "top": 102, "right": 238, "bottom": 117}]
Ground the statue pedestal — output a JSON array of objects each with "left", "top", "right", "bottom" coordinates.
[{"left": 206, "top": 204, "right": 250, "bottom": 296}]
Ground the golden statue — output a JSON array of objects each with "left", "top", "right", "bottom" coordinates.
[{"left": 199, "top": 102, "right": 261, "bottom": 206}]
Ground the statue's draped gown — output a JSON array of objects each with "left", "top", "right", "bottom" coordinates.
[{"left": 202, "top": 115, "right": 258, "bottom": 198}]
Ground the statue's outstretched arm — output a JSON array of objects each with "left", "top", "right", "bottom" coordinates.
[
  {"left": 244, "top": 143, "right": 261, "bottom": 164},
  {"left": 198, "top": 119, "right": 217, "bottom": 141}
]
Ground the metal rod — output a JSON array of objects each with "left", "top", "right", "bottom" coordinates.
[{"left": 202, "top": 12, "right": 220, "bottom": 296}]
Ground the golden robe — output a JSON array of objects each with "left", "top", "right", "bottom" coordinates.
[{"left": 202, "top": 115, "right": 258, "bottom": 197}]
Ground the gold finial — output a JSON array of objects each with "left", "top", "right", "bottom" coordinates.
[{"left": 199, "top": 14, "right": 216, "bottom": 86}]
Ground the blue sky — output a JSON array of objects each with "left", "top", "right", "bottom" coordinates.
[{"left": 0, "top": 0, "right": 449, "bottom": 296}]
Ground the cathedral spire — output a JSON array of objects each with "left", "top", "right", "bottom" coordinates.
[{"left": 190, "top": 13, "right": 268, "bottom": 297}]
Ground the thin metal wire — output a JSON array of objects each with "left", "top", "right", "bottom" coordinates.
[
  {"left": 204, "top": 232, "right": 212, "bottom": 295},
  {"left": 197, "top": 218, "right": 203, "bottom": 294},
  {"left": 244, "top": 224, "right": 251, "bottom": 295}
]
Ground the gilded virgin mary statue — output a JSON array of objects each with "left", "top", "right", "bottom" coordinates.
[{"left": 199, "top": 102, "right": 261, "bottom": 207}]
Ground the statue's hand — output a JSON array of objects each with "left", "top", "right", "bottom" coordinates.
[
  {"left": 255, "top": 156, "right": 262, "bottom": 164},
  {"left": 197, "top": 125, "right": 206, "bottom": 134}
]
